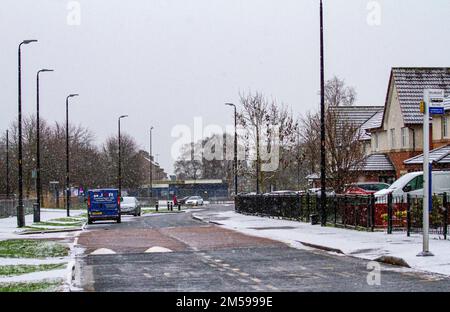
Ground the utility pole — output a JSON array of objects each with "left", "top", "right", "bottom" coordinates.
[
  {"left": 225, "top": 103, "right": 238, "bottom": 196},
  {"left": 66, "top": 94, "right": 79, "bottom": 217},
  {"left": 319, "top": 0, "right": 327, "bottom": 226},
  {"left": 17, "top": 39, "right": 38, "bottom": 228},
  {"left": 36, "top": 69, "right": 54, "bottom": 221},
  {"left": 149, "top": 126, "right": 154, "bottom": 198},
  {"left": 118, "top": 115, "right": 128, "bottom": 198},
  {"left": 6, "top": 130, "right": 10, "bottom": 198}
]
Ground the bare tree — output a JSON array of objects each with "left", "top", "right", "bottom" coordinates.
[
  {"left": 325, "top": 76, "right": 356, "bottom": 107},
  {"left": 237, "top": 91, "right": 299, "bottom": 193},
  {"left": 301, "top": 77, "right": 364, "bottom": 193},
  {"left": 101, "top": 134, "right": 145, "bottom": 189}
]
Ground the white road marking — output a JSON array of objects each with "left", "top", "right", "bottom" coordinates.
[
  {"left": 145, "top": 246, "right": 173, "bottom": 253},
  {"left": 90, "top": 248, "right": 116, "bottom": 255}
]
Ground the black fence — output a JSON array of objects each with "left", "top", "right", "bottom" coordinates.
[
  {"left": 0, "top": 198, "right": 35, "bottom": 219},
  {"left": 235, "top": 193, "right": 450, "bottom": 238}
]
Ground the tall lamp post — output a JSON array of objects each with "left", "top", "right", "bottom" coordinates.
[
  {"left": 149, "top": 126, "right": 154, "bottom": 198},
  {"left": 17, "top": 39, "right": 38, "bottom": 228},
  {"left": 36, "top": 69, "right": 54, "bottom": 221},
  {"left": 319, "top": 0, "right": 327, "bottom": 226},
  {"left": 6, "top": 130, "right": 10, "bottom": 198},
  {"left": 66, "top": 94, "right": 79, "bottom": 217},
  {"left": 225, "top": 103, "right": 238, "bottom": 197},
  {"left": 118, "top": 115, "right": 128, "bottom": 197}
]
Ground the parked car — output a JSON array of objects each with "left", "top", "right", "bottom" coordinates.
[
  {"left": 345, "top": 182, "right": 390, "bottom": 195},
  {"left": 185, "top": 196, "right": 204, "bottom": 206},
  {"left": 120, "top": 196, "right": 141, "bottom": 216},
  {"left": 178, "top": 196, "right": 190, "bottom": 205},
  {"left": 374, "top": 171, "right": 450, "bottom": 200}
]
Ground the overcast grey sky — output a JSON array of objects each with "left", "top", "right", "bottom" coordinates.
[{"left": 1, "top": 0, "right": 449, "bottom": 174}]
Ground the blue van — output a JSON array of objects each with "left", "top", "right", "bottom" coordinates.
[{"left": 87, "top": 189, "right": 121, "bottom": 224}]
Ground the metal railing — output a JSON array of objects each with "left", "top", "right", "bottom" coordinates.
[
  {"left": 0, "top": 198, "right": 35, "bottom": 219},
  {"left": 235, "top": 192, "right": 450, "bottom": 237}
]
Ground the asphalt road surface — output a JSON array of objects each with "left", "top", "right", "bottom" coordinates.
[{"left": 74, "top": 204, "right": 450, "bottom": 292}]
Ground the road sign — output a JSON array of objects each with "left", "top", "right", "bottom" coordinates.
[{"left": 426, "top": 89, "right": 445, "bottom": 115}]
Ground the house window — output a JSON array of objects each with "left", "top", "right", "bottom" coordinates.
[
  {"left": 401, "top": 128, "right": 408, "bottom": 148},
  {"left": 390, "top": 129, "right": 396, "bottom": 149},
  {"left": 442, "top": 116, "right": 448, "bottom": 138}
]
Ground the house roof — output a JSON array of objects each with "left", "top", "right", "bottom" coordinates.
[
  {"left": 329, "top": 106, "right": 384, "bottom": 141},
  {"left": 404, "top": 145, "right": 450, "bottom": 165},
  {"left": 360, "top": 153, "right": 395, "bottom": 172},
  {"left": 385, "top": 68, "right": 450, "bottom": 125},
  {"left": 359, "top": 111, "right": 384, "bottom": 140},
  {"left": 330, "top": 106, "right": 384, "bottom": 126}
]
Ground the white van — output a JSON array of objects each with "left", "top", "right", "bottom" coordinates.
[{"left": 374, "top": 171, "right": 450, "bottom": 199}]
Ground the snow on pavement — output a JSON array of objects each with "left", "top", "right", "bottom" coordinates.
[
  {"left": 0, "top": 257, "right": 69, "bottom": 266},
  {"left": 194, "top": 210, "right": 450, "bottom": 276}
]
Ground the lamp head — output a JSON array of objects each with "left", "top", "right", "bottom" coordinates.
[
  {"left": 225, "top": 103, "right": 236, "bottom": 108},
  {"left": 119, "top": 115, "right": 128, "bottom": 119},
  {"left": 22, "top": 39, "right": 38, "bottom": 45},
  {"left": 68, "top": 94, "right": 79, "bottom": 98},
  {"left": 39, "top": 69, "right": 54, "bottom": 73}
]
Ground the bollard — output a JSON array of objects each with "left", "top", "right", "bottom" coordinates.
[
  {"left": 370, "top": 194, "right": 376, "bottom": 232},
  {"left": 33, "top": 203, "right": 40, "bottom": 223},
  {"left": 178, "top": 204, "right": 181, "bottom": 211},
  {"left": 387, "top": 193, "right": 393, "bottom": 234},
  {"left": 406, "top": 194, "right": 411, "bottom": 237},
  {"left": 155, "top": 203, "right": 159, "bottom": 212},
  {"left": 167, "top": 202, "right": 170, "bottom": 210},
  {"left": 443, "top": 193, "right": 448, "bottom": 240},
  {"left": 170, "top": 202, "right": 173, "bottom": 211}
]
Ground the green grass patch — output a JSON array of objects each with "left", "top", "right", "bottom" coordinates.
[
  {"left": 0, "top": 240, "right": 69, "bottom": 259},
  {"left": 0, "top": 263, "right": 67, "bottom": 277},
  {"left": 0, "top": 281, "right": 62, "bottom": 292}
]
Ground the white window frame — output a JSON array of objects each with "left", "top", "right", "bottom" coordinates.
[{"left": 401, "top": 127, "right": 408, "bottom": 148}]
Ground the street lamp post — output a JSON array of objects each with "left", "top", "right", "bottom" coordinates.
[
  {"left": 66, "top": 94, "right": 79, "bottom": 217},
  {"left": 118, "top": 115, "right": 128, "bottom": 197},
  {"left": 17, "top": 39, "right": 38, "bottom": 228},
  {"left": 319, "top": 0, "right": 327, "bottom": 226},
  {"left": 36, "top": 69, "right": 54, "bottom": 222},
  {"left": 6, "top": 130, "right": 10, "bottom": 198},
  {"left": 149, "top": 126, "right": 154, "bottom": 198},
  {"left": 225, "top": 103, "right": 238, "bottom": 197}
]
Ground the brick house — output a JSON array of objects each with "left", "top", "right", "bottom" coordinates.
[{"left": 367, "top": 68, "right": 450, "bottom": 177}]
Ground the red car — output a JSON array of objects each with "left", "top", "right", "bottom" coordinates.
[{"left": 345, "top": 182, "right": 390, "bottom": 195}]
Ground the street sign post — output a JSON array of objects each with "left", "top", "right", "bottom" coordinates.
[{"left": 418, "top": 89, "right": 444, "bottom": 257}]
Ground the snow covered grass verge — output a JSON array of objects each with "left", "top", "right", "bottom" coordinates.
[
  {"left": 0, "top": 239, "right": 69, "bottom": 259},
  {"left": 0, "top": 263, "right": 66, "bottom": 277},
  {"left": 19, "top": 215, "right": 87, "bottom": 233},
  {"left": 0, "top": 280, "right": 62, "bottom": 292}
]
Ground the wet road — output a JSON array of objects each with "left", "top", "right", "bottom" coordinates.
[{"left": 74, "top": 205, "right": 450, "bottom": 292}]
